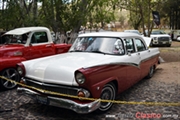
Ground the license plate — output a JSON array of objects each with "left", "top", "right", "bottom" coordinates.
[
  {"left": 36, "top": 95, "right": 49, "bottom": 105},
  {"left": 163, "top": 42, "right": 166, "bottom": 44}
]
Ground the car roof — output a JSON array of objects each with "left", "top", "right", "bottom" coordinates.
[
  {"left": 78, "top": 31, "right": 141, "bottom": 38},
  {"left": 4, "top": 27, "right": 49, "bottom": 35},
  {"left": 124, "top": 30, "right": 139, "bottom": 32}
]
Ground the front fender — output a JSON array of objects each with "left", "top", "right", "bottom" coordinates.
[
  {"left": 0, "top": 57, "right": 26, "bottom": 71},
  {"left": 88, "top": 77, "right": 118, "bottom": 98}
]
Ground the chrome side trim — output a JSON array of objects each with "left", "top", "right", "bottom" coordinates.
[
  {"left": 141, "top": 54, "right": 160, "bottom": 63},
  {"left": 83, "top": 53, "right": 160, "bottom": 69},
  {"left": 17, "top": 87, "right": 100, "bottom": 114}
]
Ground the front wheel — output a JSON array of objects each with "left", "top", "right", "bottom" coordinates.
[
  {"left": 0, "top": 68, "right": 20, "bottom": 90},
  {"left": 167, "top": 44, "right": 171, "bottom": 47},
  {"left": 149, "top": 40, "right": 154, "bottom": 47},
  {"left": 98, "top": 83, "right": 116, "bottom": 112}
]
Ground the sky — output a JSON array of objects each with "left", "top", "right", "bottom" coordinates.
[
  {"left": 0, "top": 0, "right": 42, "bottom": 10},
  {"left": 0, "top": 0, "right": 7, "bottom": 9}
]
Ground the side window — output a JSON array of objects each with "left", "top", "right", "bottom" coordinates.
[
  {"left": 135, "top": 38, "right": 146, "bottom": 52},
  {"left": 31, "top": 32, "right": 48, "bottom": 44},
  {"left": 113, "top": 39, "right": 125, "bottom": 55},
  {"left": 124, "top": 38, "right": 135, "bottom": 53}
]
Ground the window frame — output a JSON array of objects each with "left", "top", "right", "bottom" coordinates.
[
  {"left": 134, "top": 38, "right": 147, "bottom": 52},
  {"left": 31, "top": 31, "right": 48, "bottom": 44}
]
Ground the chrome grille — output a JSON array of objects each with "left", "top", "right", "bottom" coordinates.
[
  {"left": 158, "top": 37, "right": 169, "bottom": 41},
  {"left": 25, "top": 78, "right": 78, "bottom": 96}
]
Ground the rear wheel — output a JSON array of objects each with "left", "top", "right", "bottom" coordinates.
[
  {"left": 98, "top": 83, "right": 116, "bottom": 112},
  {"left": 0, "top": 68, "right": 20, "bottom": 90},
  {"left": 146, "top": 66, "right": 154, "bottom": 79}
]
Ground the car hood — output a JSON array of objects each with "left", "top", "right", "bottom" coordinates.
[
  {"left": 22, "top": 52, "right": 131, "bottom": 86},
  {"left": 0, "top": 44, "right": 24, "bottom": 57},
  {"left": 150, "top": 34, "right": 170, "bottom": 37}
]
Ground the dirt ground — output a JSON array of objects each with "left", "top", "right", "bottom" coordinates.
[
  {"left": 152, "top": 62, "right": 180, "bottom": 84},
  {"left": 152, "top": 41, "right": 180, "bottom": 84}
]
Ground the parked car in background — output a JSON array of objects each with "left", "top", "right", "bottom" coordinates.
[
  {"left": 17, "top": 32, "right": 160, "bottom": 114},
  {"left": 124, "top": 29, "right": 142, "bottom": 35},
  {"left": 177, "top": 36, "right": 180, "bottom": 42},
  {"left": 0, "top": 27, "right": 71, "bottom": 90},
  {"left": 169, "top": 30, "right": 180, "bottom": 41},
  {"left": 146, "top": 30, "right": 172, "bottom": 47}
]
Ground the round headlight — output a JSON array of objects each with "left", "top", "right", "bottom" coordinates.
[
  {"left": 75, "top": 72, "right": 86, "bottom": 84},
  {"left": 17, "top": 66, "right": 23, "bottom": 75},
  {"left": 153, "top": 37, "right": 158, "bottom": 40}
]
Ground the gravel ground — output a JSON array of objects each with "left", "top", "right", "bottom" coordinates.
[
  {"left": 0, "top": 71, "right": 180, "bottom": 120},
  {"left": 0, "top": 41, "right": 180, "bottom": 120},
  {"left": 0, "top": 74, "right": 179, "bottom": 120}
]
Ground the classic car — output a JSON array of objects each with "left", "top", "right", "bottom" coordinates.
[
  {"left": 0, "top": 31, "right": 6, "bottom": 44},
  {"left": 0, "top": 27, "right": 71, "bottom": 90},
  {"left": 17, "top": 32, "right": 160, "bottom": 114}
]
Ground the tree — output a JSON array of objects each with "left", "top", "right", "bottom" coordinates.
[
  {"left": 0, "top": 0, "right": 40, "bottom": 30},
  {"left": 89, "top": 0, "right": 116, "bottom": 30},
  {"left": 117, "top": 0, "right": 166, "bottom": 36},
  {"left": 162, "top": 0, "right": 180, "bottom": 29}
]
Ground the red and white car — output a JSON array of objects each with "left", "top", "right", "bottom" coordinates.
[
  {"left": 17, "top": 32, "right": 160, "bottom": 114},
  {"left": 0, "top": 27, "right": 71, "bottom": 90}
]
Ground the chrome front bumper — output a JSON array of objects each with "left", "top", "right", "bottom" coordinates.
[{"left": 17, "top": 87, "right": 101, "bottom": 114}]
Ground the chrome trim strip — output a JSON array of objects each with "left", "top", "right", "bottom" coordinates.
[
  {"left": 83, "top": 53, "right": 159, "bottom": 69},
  {"left": 25, "top": 78, "right": 80, "bottom": 91},
  {"left": 17, "top": 87, "right": 100, "bottom": 114},
  {"left": 24, "top": 78, "right": 91, "bottom": 97},
  {"left": 141, "top": 54, "right": 159, "bottom": 63}
]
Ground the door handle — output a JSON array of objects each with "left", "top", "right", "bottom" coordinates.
[
  {"left": 46, "top": 44, "right": 52, "bottom": 47},
  {"left": 137, "top": 53, "right": 140, "bottom": 55}
]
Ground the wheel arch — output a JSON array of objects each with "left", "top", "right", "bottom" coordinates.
[{"left": 110, "top": 80, "right": 118, "bottom": 94}]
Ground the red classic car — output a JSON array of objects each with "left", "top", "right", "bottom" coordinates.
[
  {"left": 17, "top": 32, "right": 160, "bottom": 114},
  {"left": 0, "top": 31, "right": 6, "bottom": 44},
  {"left": 0, "top": 27, "right": 71, "bottom": 90}
]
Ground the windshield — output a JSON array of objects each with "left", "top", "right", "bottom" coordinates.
[
  {"left": 151, "top": 30, "right": 166, "bottom": 35},
  {"left": 124, "top": 30, "right": 141, "bottom": 35},
  {"left": 69, "top": 37, "right": 125, "bottom": 55},
  {"left": 3, "top": 33, "right": 29, "bottom": 44}
]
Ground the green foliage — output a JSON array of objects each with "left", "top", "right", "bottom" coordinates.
[{"left": 0, "top": 0, "right": 177, "bottom": 34}]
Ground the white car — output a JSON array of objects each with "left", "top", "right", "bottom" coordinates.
[
  {"left": 146, "top": 30, "right": 172, "bottom": 47},
  {"left": 124, "top": 29, "right": 142, "bottom": 35},
  {"left": 169, "top": 30, "right": 180, "bottom": 41},
  {"left": 177, "top": 36, "right": 180, "bottom": 41},
  {"left": 17, "top": 32, "right": 160, "bottom": 114}
]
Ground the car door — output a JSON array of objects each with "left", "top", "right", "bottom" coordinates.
[
  {"left": 134, "top": 38, "right": 151, "bottom": 79},
  {"left": 124, "top": 38, "right": 141, "bottom": 87},
  {"left": 26, "top": 31, "right": 55, "bottom": 60}
]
